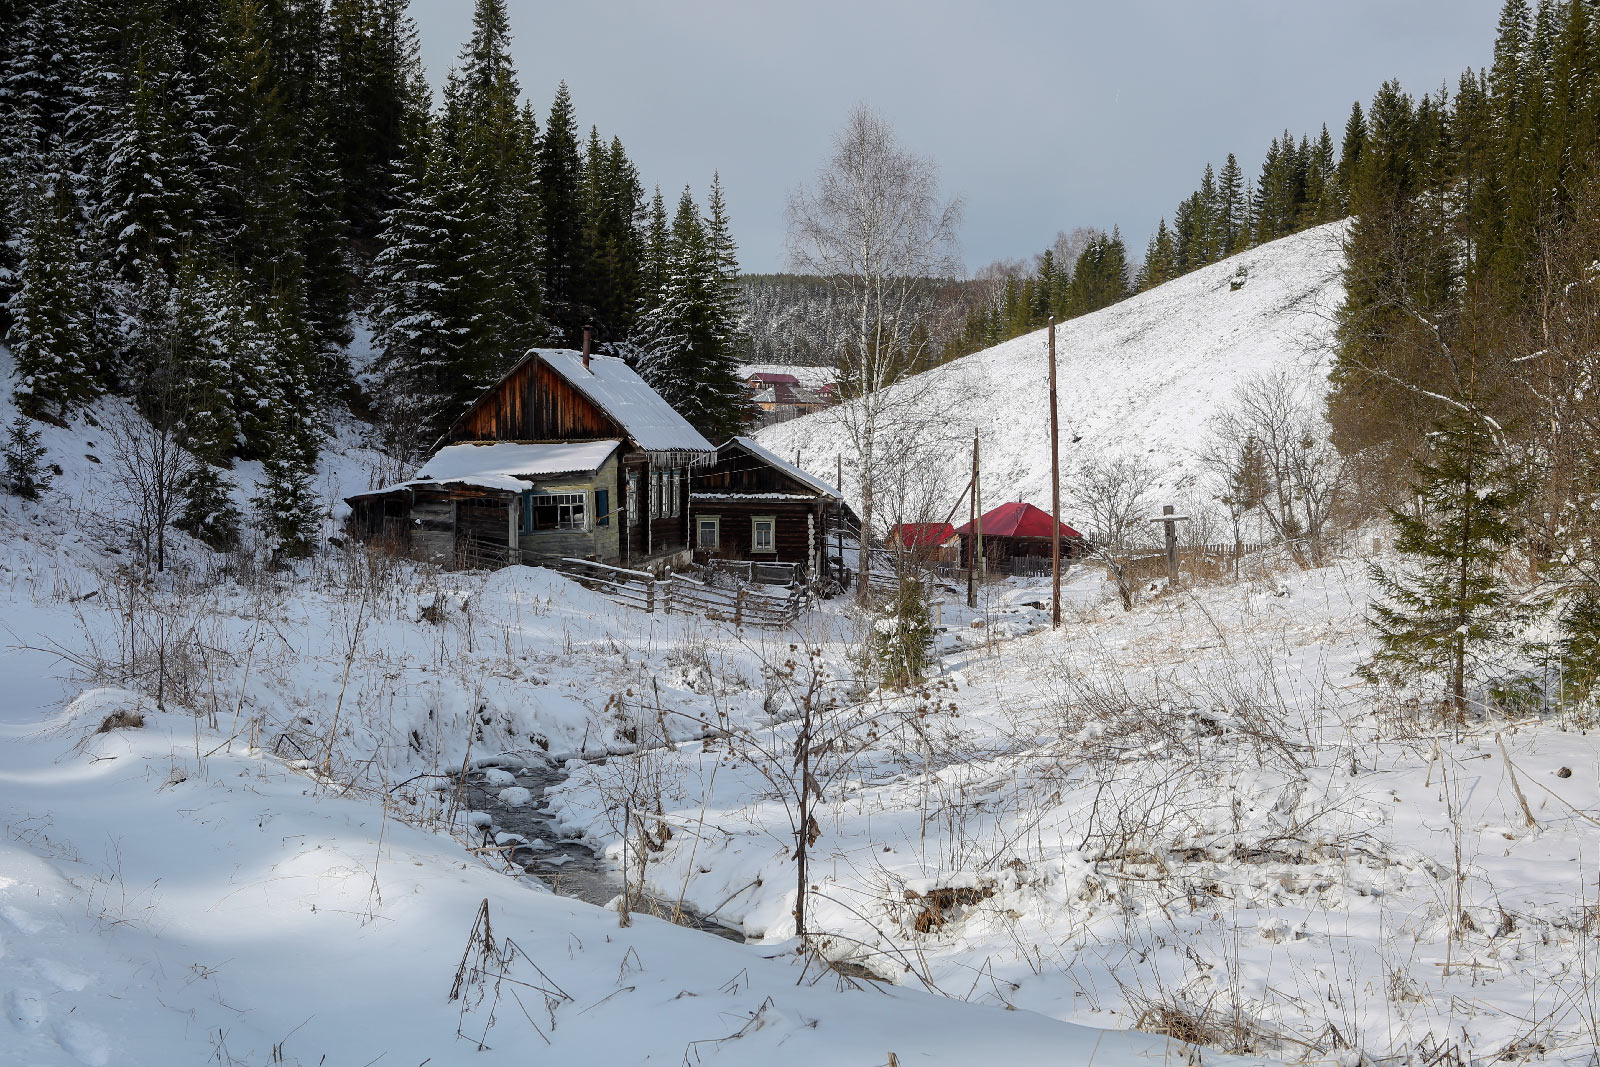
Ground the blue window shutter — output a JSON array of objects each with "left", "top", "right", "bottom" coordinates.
[{"left": 595, "top": 488, "right": 610, "bottom": 527}]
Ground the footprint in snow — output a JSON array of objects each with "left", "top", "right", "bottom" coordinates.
[
  {"left": 0, "top": 904, "right": 45, "bottom": 935},
  {"left": 31, "top": 958, "right": 89, "bottom": 991},
  {"left": 53, "top": 1018, "right": 111, "bottom": 1066},
  {"left": 7, "top": 986, "right": 45, "bottom": 1030}
]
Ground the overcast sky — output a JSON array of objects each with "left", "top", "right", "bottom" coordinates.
[{"left": 408, "top": 0, "right": 1503, "bottom": 274}]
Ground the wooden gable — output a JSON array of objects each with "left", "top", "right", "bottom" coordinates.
[
  {"left": 695, "top": 441, "right": 822, "bottom": 497},
  {"left": 447, "top": 357, "right": 625, "bottom": 445}
]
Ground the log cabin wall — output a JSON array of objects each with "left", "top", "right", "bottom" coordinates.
[
  {"left": 692, "top": 500, "right": 820, "bottom": 568},
  {"left": 448, "top": 358, "right": 623, "bottom": 444}
]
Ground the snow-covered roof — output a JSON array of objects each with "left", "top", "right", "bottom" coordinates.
[
  {"left": 355, "top": 440, "right": 621, "bottom": 497},
  {"left": 738, "top": 363, "right": 836, "bottom": 389},
  {"left": 727, "top": 436, "right": 842, "bottom": 499},
  {"left": 535, "top": 350, "right": 714, "bottom": 455}
]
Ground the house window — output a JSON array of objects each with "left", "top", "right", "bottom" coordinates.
[
  {"left": 697, "top": 515, "right": 720, "bottom": 549},
  {"left": 669, "top": 469, "right": 680, "bottom": 516},
  {"left": 752, "top": 516, "right": 776, "bottom": 554},
  {"left": 627, "top": 473, "right": 639, "bottom": 526},
  {"left": 650, "top": 471, "right": 660, "bottom": 520},
  {"left": 524, "top": 491, "right": 587, "bottom": 532},
  {"left": 595, "top": 488, "right": 610, "bottom": 527}
]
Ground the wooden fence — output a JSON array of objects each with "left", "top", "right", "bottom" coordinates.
[{"left": 553, "top": 559, "right": 808, "bottom": 628}]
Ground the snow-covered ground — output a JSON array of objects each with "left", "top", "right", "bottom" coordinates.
[
  {"left": 545, "top": 562, "right": 1600, "bottom": 1063},
  {"left": 0, "top": 376, "right": 1248, "bottom": 1063},
  {"left": 5, "top": 223, "right": 1598, "bottom": 1066},
  {"left": 756, "top": 222, "right": 1347, "bottom": 515}
]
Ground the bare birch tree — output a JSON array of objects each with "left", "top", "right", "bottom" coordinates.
[
  {"left": 786, "top": 105, "right": 963, "bottom": 599},
  {"left": 1204, "top": 371, "right": 1347, "bottom": 567},
  {"left": 1067, "top": 453, "right": 1158, "bottom": 610}
]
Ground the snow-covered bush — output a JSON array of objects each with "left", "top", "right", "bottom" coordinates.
[{"left": 872, "top": 577, "right": 933, "bottom": 689}]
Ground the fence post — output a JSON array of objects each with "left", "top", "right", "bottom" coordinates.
[{"left": 734, "top": 587, "right": 746, "bottom": 626}]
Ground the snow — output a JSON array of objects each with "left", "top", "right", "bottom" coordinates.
[
  {"left": 534, "top": 349, "right": 716, "bottom": 455},
  {"left": 355, "top": 440, "right": 623, "bottom": 498},
  {"left": 4, "top": 234, "right": 1597, "bottom": 1065},
  {"left": 756, "top": 222, "right": 1347, "bottom": 518}
]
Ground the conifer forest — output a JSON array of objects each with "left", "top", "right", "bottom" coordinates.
[{"left": 4, "top": 3, "right": 1600, "bottom": 1065}]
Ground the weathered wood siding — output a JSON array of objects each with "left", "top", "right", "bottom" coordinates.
[
  {"left": 410, "top": 493, "right": 455, "bottom": 563},
  {"left": 449, "top": 358, "right": 622, "bottom": 443},
  {"left": 620, "top": 462, "right": 691, "bottom": 563},
  {"left": 695, "top": 445, "right": 811, "bottom": 495},
  {"left": 516, "top": 452, "right": 622, "bottom": 565},
  {"left": 692, "top": 500, "right": 820, "bottom": 568}
]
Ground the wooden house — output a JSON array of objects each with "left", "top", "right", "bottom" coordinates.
[
  {"left": 953, "top": 501, "right": 1087, "bottom": 570},
  {"left": 689, "top": 436, "right": 843, "bottom": 578},
  {"left": 345, "top": 346, "right": 714, "bottom": 571}
]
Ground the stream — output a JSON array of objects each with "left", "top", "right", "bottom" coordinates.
[{"left": 461, "top": 760, "right": 747, "bottom": 942}]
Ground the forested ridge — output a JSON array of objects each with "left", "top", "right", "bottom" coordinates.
[{"left": 0, "top": 0, "right": 748, "bottom": 556}]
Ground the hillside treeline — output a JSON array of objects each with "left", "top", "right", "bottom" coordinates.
[{"left": 0, "top": 0, "right": 747, "bottom": 554}]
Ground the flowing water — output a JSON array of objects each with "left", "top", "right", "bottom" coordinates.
[{"left": 461, "top": 761, "right": 746, "bottom": 942}]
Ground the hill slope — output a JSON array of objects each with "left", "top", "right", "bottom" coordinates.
[{"left": 755, "top": 222, "right": 1346, "bottom": 523}]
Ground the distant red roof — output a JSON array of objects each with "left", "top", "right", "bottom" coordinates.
[
  {"left": 748, "top": 372, "right": 801, "bottom": 385},
  {"left": 889, "top": 523, "right": 956, "bottom": 547},
  {"left": 954, "top": 502, "right": 1082, "bottom": 540}
]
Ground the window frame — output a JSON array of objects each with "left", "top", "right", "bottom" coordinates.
[
  {"left": 523, "top": 490, "right": 588, "bottom": 533},
  {"left": 751, "top": 515, "right": 777, "bottom": 554},
  {"left": 696, "top": 514, "right": 720, "bottom": 550},
  {"left": 627, "top": 473, "right": 639, "bottom": 526}
]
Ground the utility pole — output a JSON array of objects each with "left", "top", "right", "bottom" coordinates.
[
  {"left": 1048, "top": 317, "right": 1062, "bottom": 629},
  {"left": 966, "top": 431, "right": 979, "bottom": 609}
]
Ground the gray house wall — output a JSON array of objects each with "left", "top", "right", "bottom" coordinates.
[{"left": 515, "top": 452, "right": 622, "bottom": 565}]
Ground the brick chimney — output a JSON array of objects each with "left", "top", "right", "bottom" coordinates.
[{"left": 581, "top": 326, "right": 593, "bottom": 372}]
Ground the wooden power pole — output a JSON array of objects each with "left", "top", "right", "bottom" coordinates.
[
  {"left": 966, "top": 431, "right": 979, "bottom": 609},
  {"left": 1048, "top": 317, "right": 1062, "bottom": 629}
]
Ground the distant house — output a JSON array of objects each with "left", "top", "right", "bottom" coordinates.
[
  {"left": 745, "top": 371, "right": 802, "bottom": 401},
  {"left": 953, "top": 502, "right": 1086, "bottom": 569},
  {"left": 741, "top": 367, "right": 837, "bottom": 427},
  {"left": 886, "top": 523, "right": 960, "bottom": 564},
  {"left": 689, "top": 436, "right": 843, "bottom": 578},
  {"left": 345, "top": 346, "right": 714, "bottom": 571}
]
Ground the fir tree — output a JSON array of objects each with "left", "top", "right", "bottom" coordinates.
[
  {"left": 176, "top": 462, "right": 242, "bottom": 550},
  {"left": 6, "top": 171, "right": 102, "bottom": 419},
  {"left": 252, "top": 410, "right": 320, "bottom": 562},
  {"left": 1364, "top": 403, "right": 1526, "bottom": 719},
  {"left": 3, "top": 415, "right": 52, "bottom": 498},
  {"left": 537, "top": 80, "right": 584, "bottom": 339},
  {"left": 1336, "top": 100, "right": 1368, "bottom": 210}
]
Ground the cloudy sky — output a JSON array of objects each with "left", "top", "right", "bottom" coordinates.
[{"left": 408, "top": 0, "right": 1504, "bottom": 274}]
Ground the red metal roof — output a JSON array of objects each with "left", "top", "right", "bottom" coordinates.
[
  {"left": 953, "top": 502, "right": 1082, "bottom": 540},
  {"left": 748, "top": 372, "right": 801, "bottom": 385},
  {"left": 889, "top": 523, "right": 956, "bottom": 547}
]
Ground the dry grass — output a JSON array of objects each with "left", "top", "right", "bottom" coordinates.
[{"left": 96, "top": 709, "right": 145, "bottom": 732}]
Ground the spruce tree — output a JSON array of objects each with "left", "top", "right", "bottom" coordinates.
[
  {"left": 252, "top": 407, "right": 320, "bottom": 562},
  {"left": 1216, "top": 153, "right": 1246, "bottom": 256},
  {"left": 176, "top": 463, "right": 242, "bottom": 550},
  {"left": 7, "top": 172, "right": 102, "bottom": 419},
  {"left": 1336, "top": 100, "right": 1368, "bottom": 210},
  {"left": 537, "top": 80, "right": 584, "bottom": 339},
  {"left": 3, "top": 415, "right": 51, "bottom": 498},
  {"left": 1365, "top": 402, "right": 1526, "bottom": 720}
]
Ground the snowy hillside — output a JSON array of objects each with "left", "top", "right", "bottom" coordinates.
[{"left": 757, "top": 222, "right": 1346, "bottom": 519}]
